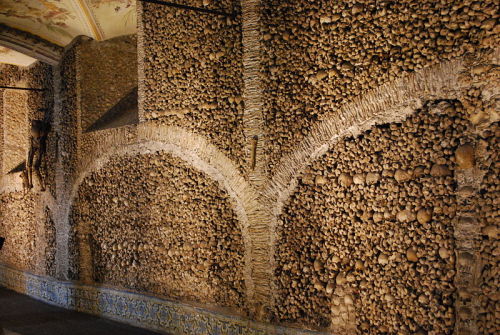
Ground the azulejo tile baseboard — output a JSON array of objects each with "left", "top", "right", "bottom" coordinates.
[{"left": 0, "top": 264, "right": 329, "bottom": 335}]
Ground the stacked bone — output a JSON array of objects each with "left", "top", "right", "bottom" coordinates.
[
  {"left": 0, "top": 62, "right": 53, "bottom": 121},
  {"left": 59, "top": 47, "right": 79, "bottom": 186},
  {"left": 44, "top": 207, "right": 57, "bottom": 277},
  {"left": 0, "top": 63, "right": 54, "bottom": 275},
  {"left": 24, "top": 62, "right": 54, "bottom": 121},
  {"left": 0, "top": 63, "right": 53, "bottom": 184},
  {"left": 79, "top": 35, "right": 137, "bottom": 131},
  {"left": 24, "top": 63, "right": 55, "bottom": 195},
  {"left": 70, "top": 151, "right": 245, "bottom": 308},
  {"left": 477, "top": 124, "right": 499, "bottom": 334},
  {"left": 141, "top": 0, "right": 246, "bottom": 170},
  {"left": 0, "top": 193, "right": 37, "bottom": 271},
  {"left": 261, "top": 0, "right": 499, "bottom": 173},
  {"left": 2, "top": 87, "right": 28, "bottom": 174},
  {"left": 276, "top": 101, "right": 470, "bottom": 333}
]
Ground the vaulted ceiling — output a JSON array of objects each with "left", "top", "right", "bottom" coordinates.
[{"left": 0, "top": 0, "right": 137, "bottom": 65}]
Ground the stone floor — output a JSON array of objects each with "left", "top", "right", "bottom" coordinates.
[{"left": 0, "top": 287, "right": 163, "bottom": 335}]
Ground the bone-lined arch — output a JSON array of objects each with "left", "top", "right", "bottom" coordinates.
[
  {"left": 266, "top": 56, "right": 468, "bottom": 219},
  {"left": 64, "top": 124, "right": 262, "bottom": 308},
  {"left": 264, "top": 55, "right": 467, "bottom": 328},
  {"left": 267, "top": 48, "right": 499, "bottom": 332}
]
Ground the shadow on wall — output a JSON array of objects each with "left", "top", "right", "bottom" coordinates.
[
  {"left": 85, "top": 87, "right": 138, "bottom": 133},
  {"left": 68, "top": 151, "right": 246, "bottom": 312},
  {"left": 79, "top": 35, "right": 138, "bottom": 133},
  {"left": 6, "top": 107, "right": 52, "bottom": 193}
]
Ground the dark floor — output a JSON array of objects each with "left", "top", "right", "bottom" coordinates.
[{"left": 0, "top": 287, "right": 162, "bottom": 335}]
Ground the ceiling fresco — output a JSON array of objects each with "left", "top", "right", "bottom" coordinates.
[
  {"left": 0, "top": 46, "right": 37, "bottom": 66},
  {"left": 0, "top": 0, "right": 136, "bottom": 65}
]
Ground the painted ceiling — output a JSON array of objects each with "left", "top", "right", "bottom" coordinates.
[{"left": 0, "top": 0, "right": 137, "bottom": 64}]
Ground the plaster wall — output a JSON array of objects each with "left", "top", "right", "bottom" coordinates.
[{"left": 2, "top": 89, "right": 28, "bottom": 174}]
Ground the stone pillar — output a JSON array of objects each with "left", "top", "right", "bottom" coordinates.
[
  {"left": 54, "top": 42, "right": 81, "bottom": 280},
  {"left": 241, "top": 0, "right": 274, "bottom": 319}
]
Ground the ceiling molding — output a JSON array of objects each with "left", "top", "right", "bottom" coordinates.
[
  {"left": 75, "top": 0, "right": 104, "bottom": 41},
  {"left": 0, "top": 24, "right": 63, "bottom": 65},
  {"left": 0, "top": 0, "right": 136, "bottom": 65}
]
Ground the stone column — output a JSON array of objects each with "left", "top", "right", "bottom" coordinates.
[{"left": 241, "top": 0, "right": 274, "bottom": 319}]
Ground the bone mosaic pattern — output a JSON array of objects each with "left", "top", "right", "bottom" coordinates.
[
  {"left": 79, "top": 35, "right": 137, "bottom": 132},
  {"left": 139, "top": 0, "right": 246, "bottom": 170},
  {"left": 0, "top": 62, "right": 55, "bottom": 278},
  {"left": 0, "top": 192, "right": 38, "bottom": 271},
  {"left": 261, "top": 0, "right": 499, "bottom": 174},
  {"left": 3, "top": 89, "right": 28, "bottom": 174},
  {"left": 0, "top": 63, "right": 54, "bottom": 179},
  {"left": 69, "top": 151, "right": 246, "bottom": 309},
  {"left": 276, "top": 102, "right": 473, "bottom": 333},
  {"left": 0, "top": 1, "right": 499, "bottom": 335},
  {"left": 44, "top": 206, "right": 57, "bottom": 277},
  {"left": 477, "top": 123, "right": 499, "bottom": 335}
]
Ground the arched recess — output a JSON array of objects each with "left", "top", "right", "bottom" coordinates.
[
  {"left": 65, "top": 125, "right": 259, "bottom": 309},
  {"left": 262, "top": 57, "right": 469, "bottom": 319},
  {"left": 266, "top": 55, "right": 469, "bottom": 220},
  {"left": 267, "top": 48, "right": 498, "bottom": 332}
]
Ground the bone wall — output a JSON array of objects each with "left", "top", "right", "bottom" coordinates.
[
  {"left": 0, "top": 90, "right": 2, "bottom": 175},
  {"left": 139, "top": 0, "right": 246, "bottom": 170},
  {"left": 276, "top": 101, "right": 468, "bottom": 333},
  {"left": 58, "top": 47, "right": 79, "bottom": 187},
  {"left": 0, "top": 62, "right": 54, "bottom": 276},
  {"left": 477, "top": 123, "right": 499, "bottom": 335},
  {"left": 261, "top": 0, "right": 499, "bottom": 173},
  {"left": 2, "top": 89, "right": 28, "bottom": 174},
  {"left": 79, "top": 35, "right": 137, "bottom": 132},
  {"left": 0, "top": 63, "right": 54, "bottom": 179},
  {"left": 69, "top": 151, "right": 246, "bottom": 310},
  {"left": 0, "top": 1, "right": 498, "bottom": 334},
  {"left": 0, "top": 192, "right": 37, "bottom": 271}
]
